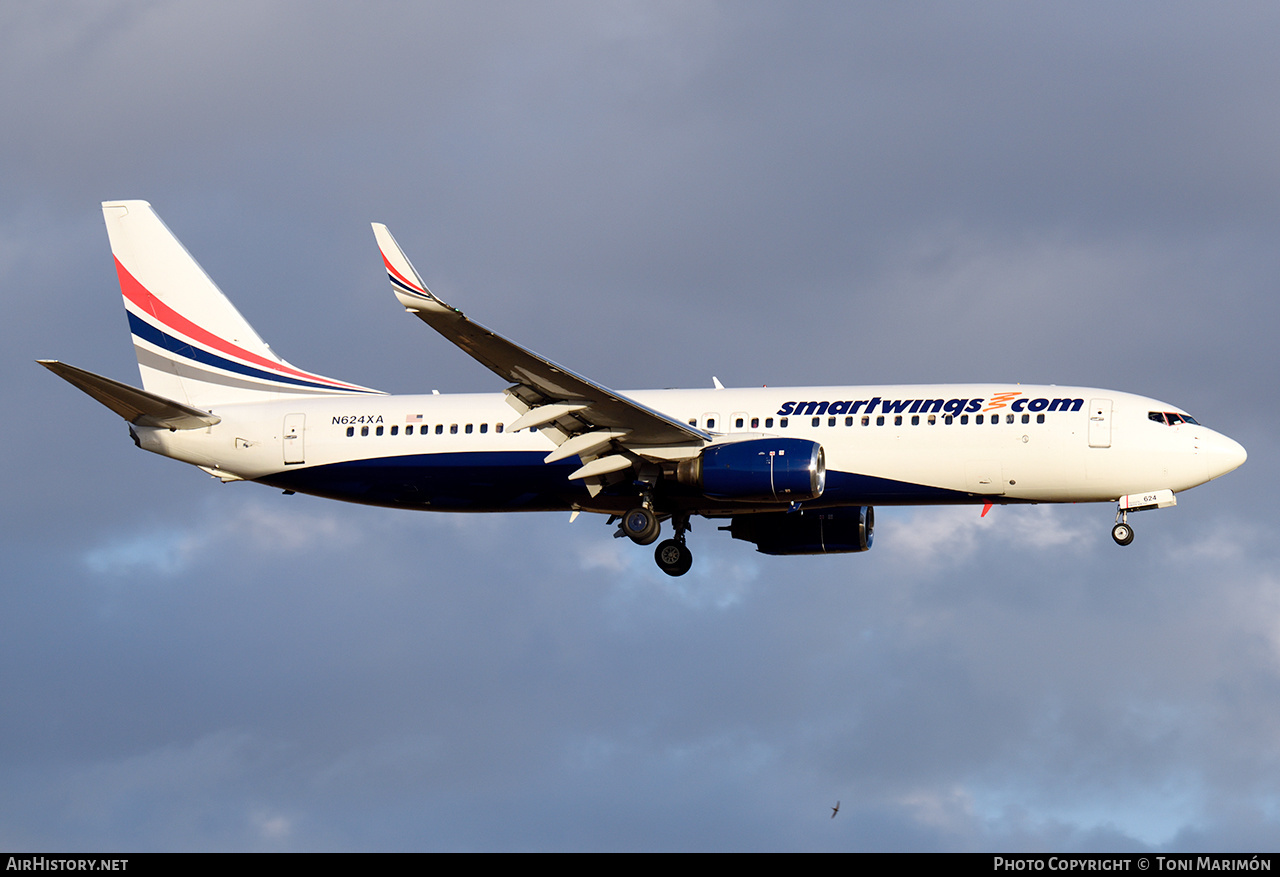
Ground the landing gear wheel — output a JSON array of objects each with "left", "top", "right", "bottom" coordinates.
[
  {"left": 654, "top": 539, "right": 693, "bottom": 577},
  {"left": 1112, "top": 522, "right": 1134, "bottom": 546},
  {"left": 622, "top": 507, "right": 661, "bottom": 545}
]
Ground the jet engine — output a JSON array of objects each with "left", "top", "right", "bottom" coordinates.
[
  {"left": 676, "top": 437, "right": 825, "bottom": 502},
  {"left": 727, "top": 506, "right": 874, "bottom": 555}
]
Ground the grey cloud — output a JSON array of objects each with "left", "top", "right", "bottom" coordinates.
[{"left": 2, "top": 1, "right": 1275, "bottom": 851}]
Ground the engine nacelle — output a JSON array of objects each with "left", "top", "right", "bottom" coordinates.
[
  {"left": 727, "top": 506, "right": 874, "bottom": 555},
  {"left": 677, "top": 438, "right": 825, "bottom": 502}
]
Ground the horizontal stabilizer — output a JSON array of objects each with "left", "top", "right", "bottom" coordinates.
[{"left": 38, "top": 360, "right": 221, "bottom": 429}]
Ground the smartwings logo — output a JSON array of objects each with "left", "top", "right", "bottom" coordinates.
[{"left": 775, "top": 392, "right": 1084, "bottom": 417}]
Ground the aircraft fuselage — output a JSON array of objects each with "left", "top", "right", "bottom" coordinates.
[{"left": 132, "top": 383, "right": 1245, "bottom": 515}]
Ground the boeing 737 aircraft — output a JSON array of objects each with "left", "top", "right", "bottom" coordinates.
[{"left": 42, "top": 201, "right": 1247, "bottom": 576}]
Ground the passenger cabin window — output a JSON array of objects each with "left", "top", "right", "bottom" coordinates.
[
  {"left": 751, "top": 417, "right": 759, "bottom": 429},
  {"left": 765, "top": 418, "right": 774, "bottom": 429},
  {"left": 391, "top": 425, "right": 399, "bottom": 435},
  {"left": 480, "top": 423, "right": 488, "bottom": 434},
  {"left": 450, "top": 424, "right": 458, "bottom": 435},
  {"left": 361, "top": 426, "right": 369, "bottom": 436},
  {"left": 435, "top": 424, "right": 444, "bottom": 435},
  {"left": 496, "top": 423, "right": 504, "bottom": 433},
  {"left": 735, "top": 417, "right": 744, "bottom": 429},
  {"left": 376, "top": 425, "right": 384, "bottom": 436},
  {"left": 346, "top": 426, "right": 354, "bottom": 437},
  {"left": 406, "top": 425, "right": 414, "bottom": 435}
]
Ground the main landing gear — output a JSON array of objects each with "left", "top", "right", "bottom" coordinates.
[
  {"left": 620, "top": 505, "right": 660, "bottom": 545},
  {"left": 654, "top": 514, "right": 693, "bottom": 577},
  {"left": 617, "top": 504, "right": 694, "bottom": 576}
]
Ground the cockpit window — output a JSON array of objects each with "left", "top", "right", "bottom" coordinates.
[{"left": 1149, "top": 411, "right": 1199, "bottom": 426}]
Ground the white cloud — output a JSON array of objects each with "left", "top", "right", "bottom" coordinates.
[
  {"left": 1163, "top": 515, "right": 1263, "bottom": 564},
  {"left": 578, "top": 538, "right": 632, "bottom": 575},
  {"left": 82, "top": 497, "right": 363, "bottom": 577},
  {"left": 84, "top": 528, "right": 202, "bottom": 576},
  {"left": 251, "top": 811, "right": 293, "bottom": 842},
  {"left": 878, "top": 505, "right": 1091, "bottom": 570},
  {"left": 896, "top": 784, "right": 979, "bottom": 836},
  {"left": 656, "top": 546, "right": 759, "bottom": 610}
]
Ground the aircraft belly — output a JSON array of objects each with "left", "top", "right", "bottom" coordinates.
[
  {"left": 816, "top": 470, "right": 980, "bottom": 505},
  {"left": 259, "top": 451, "right": 590, "bottom": 512}
]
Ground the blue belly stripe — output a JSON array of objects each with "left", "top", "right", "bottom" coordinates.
[{"left": 256, "top": 451, "right": 995, "bottom": 512}]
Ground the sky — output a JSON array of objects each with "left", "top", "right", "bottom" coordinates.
[{"left": 2, "top": 1, "right": 1277, "bottom": 852}]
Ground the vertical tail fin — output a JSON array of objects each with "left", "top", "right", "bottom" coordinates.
[{"left": 104, "top": 201, "right": 381, "bottom": 408}]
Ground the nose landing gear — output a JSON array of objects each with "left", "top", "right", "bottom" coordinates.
[
  {"left": 1110, "top": 489, "right": 1177, "bottom": 546},
  {"left": 1111, "top": 517, "right": 1135, "bottom": 546}
]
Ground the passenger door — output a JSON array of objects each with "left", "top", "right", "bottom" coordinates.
[
  {"left": 1088, "top": 399, "right": 1112, "bottom": 449},
  {"left": 283, "top": 413, "right": 306, "bottom": 464}
]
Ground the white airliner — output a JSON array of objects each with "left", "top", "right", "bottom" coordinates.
[{"left": 42, "top": 201, "right": 1247, "bottom": 576}]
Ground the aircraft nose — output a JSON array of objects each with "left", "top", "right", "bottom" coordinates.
[{"left": 1203, "top": 431, "right": 1247, "bottom": 480}]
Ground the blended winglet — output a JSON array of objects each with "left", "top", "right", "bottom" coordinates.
[{"left": 371, "top": 223, "right": 457, "bottom": 316}]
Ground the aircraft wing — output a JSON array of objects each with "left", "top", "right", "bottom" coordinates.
[{"left": 372, "top": 225, "right": 710, "bottom": 486}]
